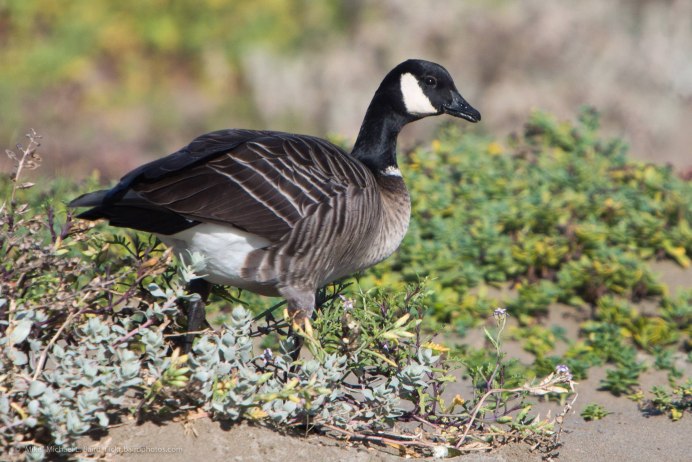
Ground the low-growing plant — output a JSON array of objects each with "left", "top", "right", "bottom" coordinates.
[
  {"left": 638, "top": 380, "right": 692, "bottom": 421},
  {"left": 652, "top": 347, "right": 684, "bottom": 380},
  {"left": 599, "top": 356, "right": 646, "bottom": 397},
  {"left": 510, "top": 323, "right": 557, "bottom": 358},
  {"left": 580, "top": 403, "right": 612, "bottom": 421},
  {"left": 507, "top": 280, "right": 560, "bottom": 324}
]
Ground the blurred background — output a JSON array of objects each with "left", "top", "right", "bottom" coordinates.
[{"left": 1, "top": 0, "right": 690, "bottom": 179}]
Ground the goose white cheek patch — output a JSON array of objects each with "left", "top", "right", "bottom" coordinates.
[
  {"left": 400, "top": 73, "right": 436, "bottom": 115},
  {"left": 380, "top": 165, "right": 402, "bottom": 177}
]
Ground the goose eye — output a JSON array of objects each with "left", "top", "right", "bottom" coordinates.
[{"left": 424, "top": 76, "right": 437, "bottom": 87}]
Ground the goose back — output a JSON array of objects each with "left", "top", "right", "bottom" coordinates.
[{"left": 80, "top": 129, "right": 371, "bottom": 239}]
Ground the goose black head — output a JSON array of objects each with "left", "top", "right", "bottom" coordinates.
[{"left": 381, "top": 59, "right": 481, "bottom": 123}]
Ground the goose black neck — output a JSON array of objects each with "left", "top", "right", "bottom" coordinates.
[{"left": 351, "top": 94, "right": 411, "bottom": 174}]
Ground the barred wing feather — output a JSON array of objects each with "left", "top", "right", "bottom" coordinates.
[{"left": 102, "top": 130, "right": 371, "bottom": 241}]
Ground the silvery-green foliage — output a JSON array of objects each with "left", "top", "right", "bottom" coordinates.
[
  {"left": 362, "top": 382, "right": 403, "bottom": 423},
  {"left": 418, "top": 347, "right": 441, "bottom": 367},
  {"left": 398, "top": 363, "right": 431, "bottom": 391},
  {"left": 1, "top": 278, "right": 440, "bottom": 461},
  {"left": 183, "top": 308, "right": 350, "bottom": 425},
  {"left": 178, "top": 250, "right": 208, "bottom": 283}
]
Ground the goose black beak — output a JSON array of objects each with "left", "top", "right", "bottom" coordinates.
[{"left": 443, "top": 91, "right": 481, "bottom": 123}]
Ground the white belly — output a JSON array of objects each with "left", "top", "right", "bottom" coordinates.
[{"left": 157, "top": 223, "right": 270, "bottom": 288}]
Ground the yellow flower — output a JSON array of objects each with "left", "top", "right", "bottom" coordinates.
[{"left": 421, "top": 341, "right": 450, "bottom": 353}]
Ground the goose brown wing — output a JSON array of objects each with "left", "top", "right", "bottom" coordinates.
[{"left": 112, "top": 130, "right": 371, "bottom": 241}]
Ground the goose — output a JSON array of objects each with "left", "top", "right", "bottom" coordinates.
[{"left": 70, "top": 59, "right": 480, "bottom": 353}]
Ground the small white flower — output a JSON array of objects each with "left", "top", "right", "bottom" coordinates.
[
  {"left": 339, "top": 295, "right": 354, "bottom": 312},
  {"left": 555, "top": 364, "right": 573, "bottom": 382},
  {"left": 493, "top": 307, "right": 508, "bottom": 320},
  {"left": 262, "top": 348, "right": 274, "bottom": 365}
]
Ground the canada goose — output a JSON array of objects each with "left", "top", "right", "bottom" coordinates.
[{"left": 70, "top": 59, "right": 480, "bottom": 352}]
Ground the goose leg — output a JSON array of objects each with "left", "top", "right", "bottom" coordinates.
[
  {"left": 285, "top": 325, "right": 304, "bottom": 362},
  {"left": 184, "top": 278, "right": 212, "bottom": 353},
  {"left": 280, "top": 287, "right": 315, "bottom": 361}
]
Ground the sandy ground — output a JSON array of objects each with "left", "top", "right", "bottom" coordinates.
[{"left": 75, "top": 260, "right": 692, "bottom": 462}]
